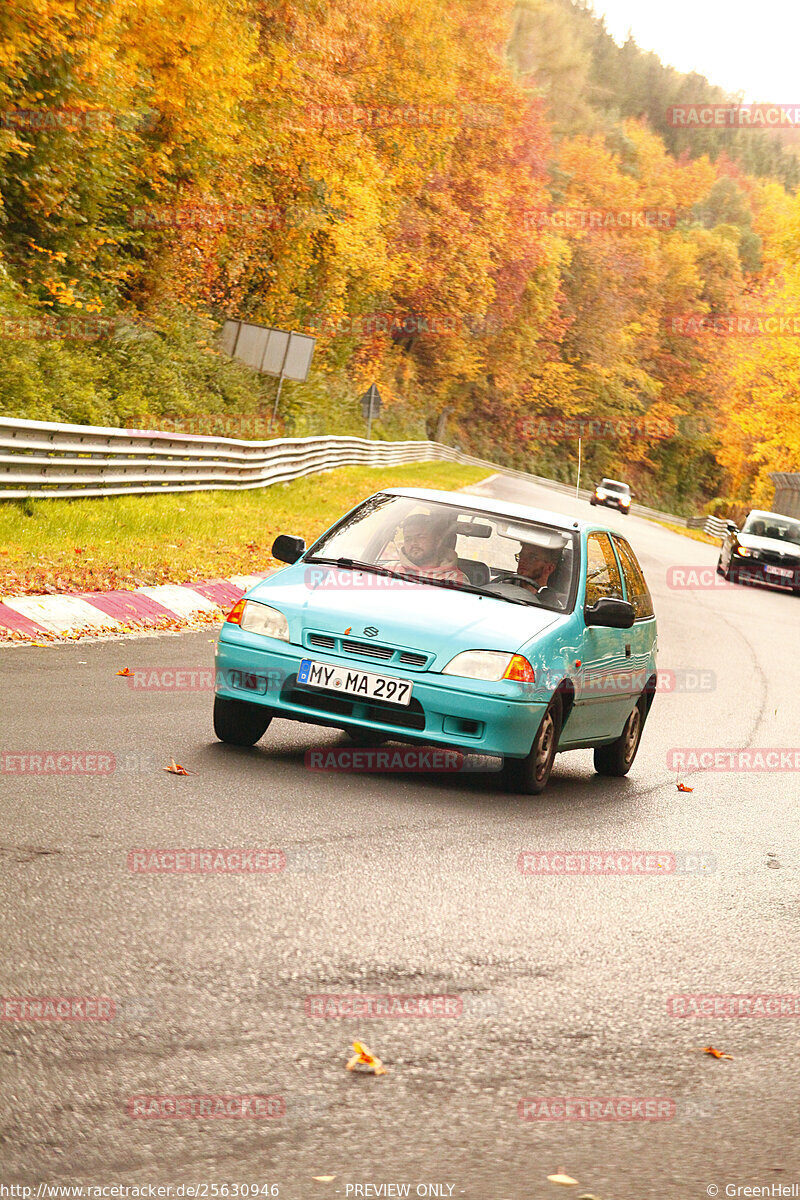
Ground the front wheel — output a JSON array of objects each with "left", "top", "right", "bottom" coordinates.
[
  {"left": 213, "top": 695, "right": 272, "bottom": 746},
  {"left": 502, "top": 693, "right": 562, "bottom": 795},
  {"left": 593, "top": 697, "right": 645, "bottom": 777}
]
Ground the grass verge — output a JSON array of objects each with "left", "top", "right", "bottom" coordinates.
[
  {"left": 645, "top": 518, "right": 720, "bottom": 546},
  {"left": 0, "top": 462, "right": 489, "bottom": 596}
]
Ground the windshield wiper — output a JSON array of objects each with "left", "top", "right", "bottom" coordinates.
[{"left": 305, "top": 556, "right": 403, "bottom": 578}]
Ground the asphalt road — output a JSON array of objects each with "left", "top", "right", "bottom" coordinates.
[{"left": 2, "top": 473, "right": 799, "bottom": 1199}]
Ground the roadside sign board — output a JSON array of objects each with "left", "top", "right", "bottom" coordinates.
[{"left": 222, "top": 320, "right": 315, "bottom": 383}]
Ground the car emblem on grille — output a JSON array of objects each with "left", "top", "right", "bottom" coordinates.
[{"left": 363, "top": 626, "right": 379, "bottom": 638}]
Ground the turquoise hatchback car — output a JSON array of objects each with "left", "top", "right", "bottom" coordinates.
[{"left": 214, "top": 488, "right": 657, "bottom": 794}]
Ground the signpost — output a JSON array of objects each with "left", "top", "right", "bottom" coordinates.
[
  {"left": 359, "top": 383, "right": 383, "bottom": 439},
  {"left": 220, "top": 319, "right": 316, "bottom": 431}
]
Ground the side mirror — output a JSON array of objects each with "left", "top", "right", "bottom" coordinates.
[
  {"left": 584, "top": 596, "right": 635, "bottom": 629},
  {"left": 271, "top": 534, "right": 305, "bottom": 564},
  {"left": 725, "top": 520, "right": 739, "bottom": 534}
]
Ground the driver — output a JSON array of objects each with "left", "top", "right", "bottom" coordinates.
[
  {"left": 383, "top": 511, "right": 468, "bottom": 584},
  {"left": 515, "top": 542, "right": 561, "bottom": 594}
]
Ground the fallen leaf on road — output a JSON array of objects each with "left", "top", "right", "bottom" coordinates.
[
  {"left": 547, "top": 1175, "right": 579, "bottom": 1187},
  {"left": 164, "top": 759, "right": 191, "bottom": 776},
  {"left": 703, "top": 1045, "right": 733, "bottom": 1059},
  {"left": 346, "top": 1041, "right": 387, "bottom": 1075},
  {"left": 676, "top": 782, "right": 694, "bottom": 792},
  {"left": 116, "top": 667, "right": 133, "bottom": 676}
]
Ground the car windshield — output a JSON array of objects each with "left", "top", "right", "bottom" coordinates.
[
  {"left": 601, "top": 480, "right": 629, "bottom": 494},
  {"left": 306, "top": 494, "right": 578, "bottom": 611},
  {"left": 742, "top": 513, "right": 800, "bottom": 546}
]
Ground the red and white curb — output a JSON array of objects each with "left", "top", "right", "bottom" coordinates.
[{"left": 0, "top": 574, "right": 272, "bottom": 644}]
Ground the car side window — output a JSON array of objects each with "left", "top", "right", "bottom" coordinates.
[
  {"left": 585, "top": 533, "right": 623, "bottom": 605},
  {"left": 613, "top": 537, "right": 654, "bottom": 619}
]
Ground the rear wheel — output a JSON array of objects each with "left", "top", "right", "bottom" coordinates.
[
  {"left": 213, "top": 695, "right": 272, "bottom": 746},
  {"left": 593, "top": 696, "right": 645, "bottom": 777},
  {"left": 502, "top": 693, "right": 562, "bottom": 796}
]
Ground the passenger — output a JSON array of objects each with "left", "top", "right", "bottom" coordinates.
[{"left": 383, "top": 512, "right": 468, "bottom": 584}]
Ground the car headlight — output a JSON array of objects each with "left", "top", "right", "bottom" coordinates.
[
  {"left": 232, "top": 601, "right": 290, "bottom": 640},
  {"left": 442, "top": 650, "right": 535, "bottom": 683},
  {"left": 734, "top": 545, "right": 753, "bottom": 558},
  {"left": 596, "top": 489, "right": 606, "bottom": 498}
]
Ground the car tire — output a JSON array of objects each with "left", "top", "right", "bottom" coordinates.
[
  {"left": 344, "top": 727, "right": 389, "bottom": 747},
  {"left": 502, "top": 693, "right": 562, "bottom": 796},
  {"left": 213, "top": 695, "right": 272, "bottom": 746},
  {"left": 593, "top": 696, "right": 645, "bottom": 777}
]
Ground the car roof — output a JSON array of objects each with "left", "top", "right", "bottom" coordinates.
[
  {"left": 381, "top": 487, "right": 588, "bottom": 531},
  {"left": 746, "top": 509, "right": 797, "bottom": 520},
  {"left": 601, "top": 478, "right": 629, "bottom": 487}
]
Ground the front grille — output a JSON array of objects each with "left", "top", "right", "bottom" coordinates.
[
  {"left": 308, "top": 633, "right": 335, "bottom": 649},
  {"left": 303, "top": 630, "right": 431, "bottom": 670},
  {"left": 761, "top": 551, "right": 800, "bottom": 567},
  {"left": 341, "top": 638, "right": 392, "bottom": 660},
  {"left": 398, "top": 651, "right": 427, "bottom": 667}
]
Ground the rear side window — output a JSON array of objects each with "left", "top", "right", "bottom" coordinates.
[
  {"left": 585, "top": 533, "right": 624, "bottom": 604},
  {"left": 613, "top": 537, "right": 654, "bottom": 619}
]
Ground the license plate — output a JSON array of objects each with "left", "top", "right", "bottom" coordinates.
[
  {"left": 765, "top": 564, "right": 794, "bottom": 579},
  {"left": 297, "top": 659, "right": 413, "bottom": 706}
]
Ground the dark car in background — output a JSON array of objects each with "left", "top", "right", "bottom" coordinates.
[
  {"left": 590, "top": 478, "right": 631, "bottom": 513},
  {"left": 717, "top": 509, "right": 800, "bottom": 593}
]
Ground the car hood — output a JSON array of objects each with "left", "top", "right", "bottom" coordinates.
[
  {"left": 244, "top": 567, "right": 563, "bottom": 661},
  {"left": 737, "top": 534, "right": 800, "bottom": 559}
]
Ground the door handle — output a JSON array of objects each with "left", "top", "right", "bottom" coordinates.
[{"left": 625, "top": 643, "right": 631, "bottom": 657}]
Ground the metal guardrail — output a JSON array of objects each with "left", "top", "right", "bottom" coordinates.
[
  {"left": 703, "top": 515, "right": 731, "bottom": 539},
  {"left": 0, "top": 415, "right": 689, "bottom": 526}
]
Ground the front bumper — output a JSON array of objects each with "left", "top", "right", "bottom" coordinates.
[
  {"left": 215, "top": 632, "right": 549, "bottom": 758},
  {"left": 594, "top": 495, "right": 629, "bottom": 511},
  {"left": 731, "top": 556, "right": 800, "bottom": 590}
]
